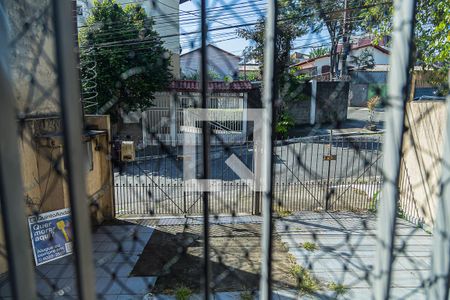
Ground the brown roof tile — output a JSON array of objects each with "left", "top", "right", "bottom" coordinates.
[{"left": 169, "top": 80, "right": 252, "bottom": 92}]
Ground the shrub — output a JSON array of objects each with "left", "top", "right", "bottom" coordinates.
[
  {"left": 302, "top": 242, "right": 318, "bottom": 252},
  {"left": 175, "top": 286, "right": 192, "bottom": 300},
  {"left": 275, "top": 112, "right": 295, "bottom": 139},
  {"left": 328, "top": 282, "right": 349, "bottom": 295},
  {"left": 240, "top": 290, "right": 253, "bottom": 300},
  {"left": 275, "top": 204, "right": 293, "bottom": 218},
  {"left": 289, "top": 264, "right": 320, "bottom": 294}
]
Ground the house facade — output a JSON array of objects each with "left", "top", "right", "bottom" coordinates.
[
  {"left": 291, "top": 39, "right": 439, "bottom": 107},
  {"left": 181, "top": 45, "right": 241, "bottom": 79},
  {"left": 291, "top": 43, "right": 390, "bottom": 79},
  {"left": 119, "top": 80, "right": 253, "bottom": 146}
]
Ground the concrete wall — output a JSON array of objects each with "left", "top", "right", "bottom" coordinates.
[
  {"left": 0, "top": 116, "right": 113, "bottom": 275},
  {"left": 5, "top": 0, "right": 59, "bottom": 116},
  {"left": 286, "top": 100, "right": 311, "bottom": 125},
  {"left": 315, "top": 81, "right": 349, "bottom": 124},
  {"left": 1, "top": 1, "right": 113, "bottom": 274},
  {"left": 15, "top": 116, "right": 114, "bottom": 221},
  {"left": 285, "top": 82, "right": 312, "bottom": 125},
  {"left": 181, "top": 46, "right": 240, "bottom": 79},
  {"left": 0, "top": 0, "right": 59, "bottom": 274},
  {"left": 400, "top": 101, "right": 446, "bottom": 228}
]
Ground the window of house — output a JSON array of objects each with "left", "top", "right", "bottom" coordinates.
[{"left": 321, "top": 65, "right": 331, "bottom": 74}]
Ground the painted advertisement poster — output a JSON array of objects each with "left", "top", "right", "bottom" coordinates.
[{"left": 28, "top": 208, "right": 73, "bottom": 265}]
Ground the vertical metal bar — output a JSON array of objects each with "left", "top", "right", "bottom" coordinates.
[
  {"left": 0, "top": 4, "right": 36, "bottom": 299},
  {"left": 373, "top": 0, "right": 417, "bottom": 299},
  {"left": 200, "top": 0, "right": 211, "bottom": 297},
  {"left": 52, "top": 0, "right": 96, "bottom": 299},
  {"left": 428, "top": 73, "right": 450, "bottom": 298},
  {"left": 286, "top": 144, "right": 291, "bottom": 210},
  {"left": 325, "top": 130, "right": 332, "bottom": 210},
  {"left": 259, "top": 0, "right": 277, "bottom": 299}
]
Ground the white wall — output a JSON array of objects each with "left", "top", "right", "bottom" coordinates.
[
  {"left": 313, "top": 57, "right": 331, "bottom": 74},
  {"left": 312, "top": 46, "right": 390, "bottom": 74},
  {"left": 350, "top": 47, "right": 390, "bottom": 65},
  {"left": 181, "top": 46, "right": 240, "bottom": 78}
]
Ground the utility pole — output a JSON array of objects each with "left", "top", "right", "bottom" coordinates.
[
  {"left": 340, "top": 0, "right": 350, "bottom": 78},
  {"left": 244, "top": 56, "right": 247, "bottom": 80}
]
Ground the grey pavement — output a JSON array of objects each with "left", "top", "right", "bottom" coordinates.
[
  {"left": 288, "top": 106, "right": 385, "bottom": 137},
  {"left": 0, "top": 212, "right": 431, "bottom": 299},
  {"left": 275, "top": 211, "right": 431, "bottom": 300},
  {"left": 0, "top": 225, "right": 155, "bottom": 299}
]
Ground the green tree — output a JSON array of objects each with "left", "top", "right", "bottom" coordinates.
[
  {"left": 358, "top": 0, "right": 450, "bottom": 94},
  {"left": 238, "top": 0, "right": 367, "bottom": 80},
  {"left": 309, "top": 47, "right": 330, "bottom": 59},
  {"left": 79, "top": 0, "right": 172, "bottom": 118},
  {"left": 350, "top": 48, "right": 375, "bottom": 70},
  {"left": 298, "top": 0, "right": 347, "bottom": 77}
]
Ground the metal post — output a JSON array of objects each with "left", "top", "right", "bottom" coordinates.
[
  {"left": 0, "top": 4, "right": 37, "bottom": 299},
  {"left": 170, "top": 92, "right": 177, "bottom": 146},
  {"left": 428, "top": 72, "right": 450, "bottom": 299},
  {"left": 243, "top": 92, "right": 248, "bottom": 138},
  {"left": 52, "top": 0, "right": 96, "bottom": 299},
  {"left": 325, "top": 130, "right": 333, "bottom": 211},
  {"left": 200, "top": 0, "right": 211, "bottom": 298},
  {"left": 259, "top": 0, "right": 277, "bottom": 299},
  {"left": 373, "top": 0, "right": 417, "bottom": 299},
  {"left": 340, "top": 0, "right": 350, "bottom": 77},
  {"left": 183, "top": 190, "right": 187, "bottom": 217},
  {"left": 310, "top": 79, "right": 317, "bottom": 125}
]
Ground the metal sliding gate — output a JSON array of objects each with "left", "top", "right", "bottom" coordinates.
[{"left": 113, "top": 134, "right": 383, "bottom": 216}]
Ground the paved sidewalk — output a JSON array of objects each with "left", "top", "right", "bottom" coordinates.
[
  {"left": 275, "top": 212, "right": 432, "bottom": 299},
  {"left": 0, "top": 212, "right": 431, "bottom": 299},
  {"left": 0, "top": 224, "right": 155, "bottom": 299}
]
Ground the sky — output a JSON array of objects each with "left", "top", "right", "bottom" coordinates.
[{"left": 179, "top": 0, "right": 329, "bottom": 58}]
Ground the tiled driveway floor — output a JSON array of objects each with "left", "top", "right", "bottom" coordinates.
[
  {"left": 0, "top": 224, "right": 156, "bottom": 299},
  {"left": 0, "top": 213, "right": 432, "bottom": 299},
  {"left": 276, "top": 212, "right": 432, "bottom": 299}
]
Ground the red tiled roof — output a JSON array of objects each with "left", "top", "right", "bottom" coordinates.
[{"left": 169, "top": 80, "right": 252, "bottom": 92}]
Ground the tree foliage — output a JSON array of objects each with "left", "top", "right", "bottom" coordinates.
[
  {"left": 297, "top": 0, "right": 349, "bottom": 77},
  {"left": 350, "top": 48, "right": 375, "bottom": 70},
  {"left": 309, "top": 47, "right": 330, "bottom": 59},
  {"left": 358, "top": 0, "right": 450, "bottom": 93},
  {"left": 79, "top": 0, "right": 173, "bottom": 116}
]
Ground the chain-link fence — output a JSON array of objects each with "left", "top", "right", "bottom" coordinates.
[{"left": 0, "top": 0, "right": 448, "bottom": 299}]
